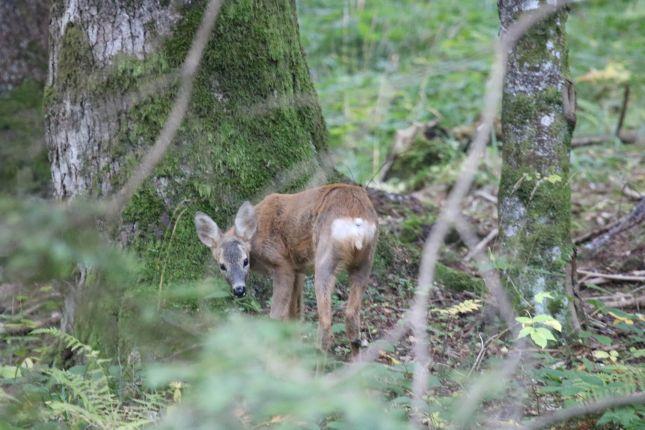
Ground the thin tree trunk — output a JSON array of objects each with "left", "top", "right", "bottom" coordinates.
[
  {"left": 45, "top": 0, "right": 328, "bottom": 342},
  {"left": 497, "top": 0, "right": 577, "bottom": 328}
]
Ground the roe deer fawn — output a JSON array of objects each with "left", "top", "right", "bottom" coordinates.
[{"left": 194, "top": 183, "right": 378, "bottom": 355}]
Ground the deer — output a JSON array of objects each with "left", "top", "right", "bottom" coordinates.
[{"left": 194, "top": 183, "right": 378, "bottom": 355}]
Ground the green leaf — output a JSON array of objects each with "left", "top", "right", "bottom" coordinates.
[
  {"left": 545, "top": 174, "right": 562, "bottom": 184},
  {"left": 593, "top": 350, "right": 610, "bottom": 359},
  {"left": 518, "top": 327, "right": 533, "bottom": 339},
  {"left": 515, "top": 316, "right": 533, "bottom": 325},
  {"left": 532, "top": 314, "right": 562, "bottom": 331},
  {"left": 592, "top": 334, "right": 612, "bottom": 346},
  {"left": 578, "top": 373, "right": 604, "bottom": 386},
  {"left": 534, "top": 292, "right": 554, "bottom": 304},
  {"left": 530, "top": 330, "right": 548, "bottom": 349},
  {"left": 536, "top": 327, "right": 557, "bottom": 342}
]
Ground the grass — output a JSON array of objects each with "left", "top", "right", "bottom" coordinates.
[{"left": 297, "top": 0, "right": 645, "bottom": 183}]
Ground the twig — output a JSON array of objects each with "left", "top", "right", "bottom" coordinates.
[
  {"left": 103, "top": 0, "right": 224, "bottom": 218},
  {"left": 615, "top": 84, "right": 630, "bottom": 137},
  {"left": 519, "top": 392, "right": 645, "bottom": 430},
  {"left": 468, "top": 334, "right": 486, "bottom": 377},
  {"left": 464, "top": 228, "right": 498, "bottom": 261}
]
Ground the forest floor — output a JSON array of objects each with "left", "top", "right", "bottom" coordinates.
[{"left": 1, "top": 0, "right": 643, "bottom": 428}]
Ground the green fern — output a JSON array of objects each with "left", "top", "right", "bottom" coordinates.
[
  {"left": 538, "top": 363, "right": 644, "bottom": 429},
  {"left": 32, "top": 327, "right": 102, "bottom": 361},
  {"left": 30, "top": 328, "right": 171, "bottom": 429}
]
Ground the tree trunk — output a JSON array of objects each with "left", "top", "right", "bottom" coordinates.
[
  {"left": 45, "top": 0, "right": 328, "bottom": 339},
  {"left": 497, "top": 1, "right": 577, "bottom": 329}
]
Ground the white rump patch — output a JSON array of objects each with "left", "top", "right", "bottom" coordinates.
[{"left": 331, "top": 217, "right": 376, "bottom": 250}]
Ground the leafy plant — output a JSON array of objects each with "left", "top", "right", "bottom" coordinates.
[
  {"left": 0, "top": 328, "right": 171, "bottom": 429},
  {"left": 537, "top": 362, "right": 644, "bottom": 430},
  {"left": 516, "top": 292, "right": 562, "bottom": 349}
]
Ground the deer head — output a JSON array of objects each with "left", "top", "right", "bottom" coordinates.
[{"left": 194, "top": 202, "right": 257, "bottom": 297}]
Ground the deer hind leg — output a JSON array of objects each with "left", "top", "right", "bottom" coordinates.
[
  {"left": 288, "top": 273, "right": 305, "bottom": 320},
  {"left": 345, "top": 261, "right": 371, "bottom": 357},
  {"left": 314, "top": 244, "right": 340, "bottom": 352},
  {"left": 269, "top": 266, "right": 295, "bottom": 320}
]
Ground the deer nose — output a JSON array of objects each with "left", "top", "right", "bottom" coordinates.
[{"left": 232, "top": 284, "right": 246, "bottom": 298}]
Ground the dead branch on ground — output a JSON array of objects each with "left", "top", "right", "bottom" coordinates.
[
  {"left": 518, "top": 391, "right": 645, "bottom": 430},
  {"left": 581, "top": 198, "right": 645, "bottom": 253}
]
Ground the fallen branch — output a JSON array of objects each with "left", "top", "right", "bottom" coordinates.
[
  {"left": 577, "top": 269, "right": 645, "bottom": 283},
  {"left": 572, "top": 129, "right": 641, "bottom": 148},
  {"left": 520, "top": 391, "right": 645, "bottom": 430},
  {"left": 586, "top": 294, "right": 645, "bottom": 309},
  {"left": 474, "top": 189, "right": 498, "bottom": 204},
  {"left": 573, "top": 218, "right": 620, "bottom": 245},
  {"left": 582, "top": 198, "right": 645, "bottom": 253},
  {"left": 464, "top": 228, "right": 498, "bottom": 261}
]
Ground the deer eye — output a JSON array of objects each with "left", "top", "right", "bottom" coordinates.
[
  {"left": 219, "top": 264, "right": 227, "bottom": 271},
  {"left": 243, "top": 258, "right": 249, "bottom": 267}
]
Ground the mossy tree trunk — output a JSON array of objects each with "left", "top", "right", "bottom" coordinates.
[
  {"left": 497, "top": 1, "right": 577, "bottom": 329},
  {"left": 45, "top": 0, "right": 328, "bottom": 338}
]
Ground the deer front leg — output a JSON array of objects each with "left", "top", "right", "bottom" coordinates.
[
  {"left": 288, "top": 273, "right": 305, "bottom": 320},
  {"left": 269, "top": 266, "right": 295, "bottom": 320}
]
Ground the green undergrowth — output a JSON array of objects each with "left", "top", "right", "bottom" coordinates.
[
  {"left": 0, "top": 80, "right": 50, "bottom": 196},
  {"left": 298, "top": 0, "right": 645, "bottom": 186}
]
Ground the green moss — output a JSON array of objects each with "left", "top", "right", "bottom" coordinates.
[
  {"left": 435, "top": 264, "right": 485, "bottom": 294},
  {"left": 99, "top": 0, "right": 329, "bottom": 284},
  {"left": 57, "top": 23, "right": 95, "bottom": 95},
  {"left": 499, "top": 23, "right": 574, "bottom": 323}
]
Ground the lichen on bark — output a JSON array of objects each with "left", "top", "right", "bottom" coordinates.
[{"left": 497, "top": 0, "right": 576, "bottom": 328}]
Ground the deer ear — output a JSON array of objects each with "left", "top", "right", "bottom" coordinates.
[
  {"left": 234, "top": 201, "right": 257, "bottom": 241},
  {"left": 194, "top": 212, "right": 221, "bottom": 248}
]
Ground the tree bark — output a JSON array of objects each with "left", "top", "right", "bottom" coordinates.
[
  {"left": 497, "top": 1, "right": 576, "bottom": 328},
  {"left": 45, "top": 0, "right": 328, "bottom": 340}
]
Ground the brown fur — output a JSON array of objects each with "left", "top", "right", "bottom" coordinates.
[{"left": 195, "top": 184, "right": 378, "bottom": 355}]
